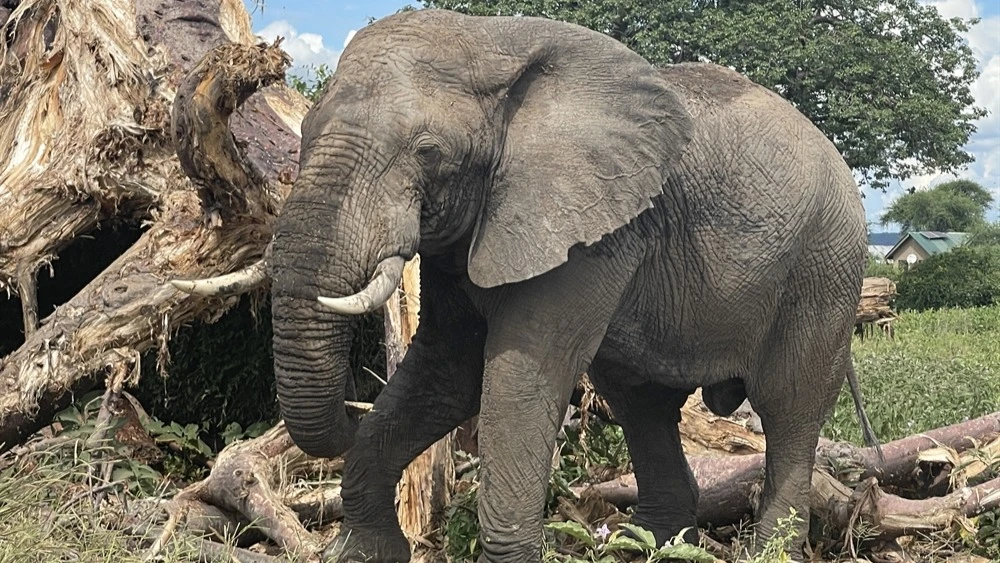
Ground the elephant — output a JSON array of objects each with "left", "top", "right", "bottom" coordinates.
[{"left": 172, "top": 8, "right": 880, "bottom": 563}]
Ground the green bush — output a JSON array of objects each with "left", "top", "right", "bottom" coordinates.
[
  {"left": 863, "top": 256, "right": 901, "bottom": 281},
  {"left": 894, "top": 245, "right": 1000, "bottom": 311}
]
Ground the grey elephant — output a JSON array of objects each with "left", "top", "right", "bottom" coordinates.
[{"left": 173, "top": 8, "right": 879, "bottom": 563}]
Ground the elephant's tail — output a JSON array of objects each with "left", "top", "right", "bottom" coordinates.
[{"left": 846, "top": 362, "right": 885, "bottom": 464}]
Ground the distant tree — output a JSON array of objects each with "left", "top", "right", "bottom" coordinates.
[
  {"left": 879, "top": 180, "right": 993, "bottom": 233},
  {"left": 966, "top": 222, "right": 1000, "bottom": 248},
  {"left": 422, "top": 0, "right": 987, "bottom": 191},
  {"left": 938, "top": 179, "right": 996, "bottom": 209}
]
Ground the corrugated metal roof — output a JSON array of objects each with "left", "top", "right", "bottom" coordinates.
[
  {"left": 886, "top": 231, "right": 968, "bottom": 259},
  {"left": 868, "top": 244, "right": 893, "bottom": 258}
]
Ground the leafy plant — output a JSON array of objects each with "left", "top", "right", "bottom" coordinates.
[
  {"left": 287, "top": 63, "right": 334, "bottom": 102},
  {"left": 544, "top": 520, "right": 716, "bottom": 562},
  {"left": 742, "top": 509, "right": 804, "bottom": 563},
  {"left": 444, "top": 486, "right": 482, "bottom": 561},
  {"left": 968, "top": 509, "right": 1000, "bottom": 559},
  {"left": 221, "top": 420, "right": 272, "bottom": 445}
]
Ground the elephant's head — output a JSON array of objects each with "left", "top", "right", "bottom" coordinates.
[{"left": 174, "top": 9, "right": 691, "bottom": 458}]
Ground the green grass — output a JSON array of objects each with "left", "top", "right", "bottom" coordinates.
[
  {"left": 0, "top": 454, "right": 205, "bottom": 563},
  {"left": 824, "top": 305, "right": 1000, "bottom": 444}
]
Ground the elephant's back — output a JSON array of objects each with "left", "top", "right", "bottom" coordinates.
[
  {"left": 621, "top": 63, "right": 865, "bottom": 350},
  {"left": 657, "top": 62, "right": 858, "bottom": 201}
]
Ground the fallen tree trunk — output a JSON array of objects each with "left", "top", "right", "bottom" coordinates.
[
  {"left": 576, "top": 411, "right": 1000, "bottom": 531},
  {"left": 0, "top": 0, "right": 304, "bottom": 452}
]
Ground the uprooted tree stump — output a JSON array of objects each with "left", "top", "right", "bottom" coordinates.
[{"left": 0, "top": 0, "right": 303, "bottom": 451}]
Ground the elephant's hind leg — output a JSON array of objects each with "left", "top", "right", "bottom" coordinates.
[
  {"left": 588, "top": 361, "right": 699, "bottom": 547},
  {"left": 324, "top": 268, "right": 487, "bottom": 563},
  {"left": 744, "top": 296, "right": 856, "bottom": 559}
]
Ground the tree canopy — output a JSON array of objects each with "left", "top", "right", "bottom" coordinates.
[
  {"left": 421, "top": 0, "right": 986, "bottom": 191},
  {"left": 880, "top": 179, "right": 994, "bottom": 232}
]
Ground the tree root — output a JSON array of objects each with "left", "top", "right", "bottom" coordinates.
[
  {"left": 0, "top": 11, "right": 303, "bottom": 452},
  {"left": 150, "top": 422, "right": 326, "bottom": 559}
]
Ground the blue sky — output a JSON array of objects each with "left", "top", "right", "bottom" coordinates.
[{"left": 244, "top": 0, "right": 1000, "bottom": 231}]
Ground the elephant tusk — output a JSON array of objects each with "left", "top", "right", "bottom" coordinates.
[
  {"left": 170, "top": 259, "right": 268, "bottom": 296},
  {"left": 345, "top": 401, "right": 374, "bottom": 415},
  {"left": 317, "top": 256, "right": 405, "bottom": 315}
]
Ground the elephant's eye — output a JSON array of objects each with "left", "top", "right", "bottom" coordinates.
[{"left": 415, "top": 141, "right": 444, "bottom": 168}]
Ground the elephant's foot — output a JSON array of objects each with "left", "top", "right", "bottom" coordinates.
[
  {"left": 322, "top": 526, "right": 410, "bottom": 563},
  {"left": 745, "top": 518, "right": 808, "bottom": 563},
  {"left": 626, "top": 508, "right": 699, "bottom": 548}
]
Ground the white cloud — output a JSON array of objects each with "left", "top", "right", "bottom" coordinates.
[
  {"left": 877, "top": 1, "right": 1000, "bottom": 224},
  {"left": 344, "top": 29, "right": 357, "bottom": 49},
  {"left": 255, "top": 20, "right": 355, "bottom": 78}
]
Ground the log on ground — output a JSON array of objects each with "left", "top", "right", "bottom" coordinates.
[{"left": 576, "top": 410, "right": 1000, "bottom": 537}]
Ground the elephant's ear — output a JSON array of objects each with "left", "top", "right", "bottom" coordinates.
[{"left": 465, "top": 16, "right": 693, "bottom": 288}]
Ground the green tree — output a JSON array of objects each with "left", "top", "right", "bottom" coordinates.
[
  {"left": 966, "top": 221, "right": 1000, "bottom": 248},
  {"left": 879, "top": 179, "right": 993, "bottom": 232},
  {"left": 421, "top": 0, "right": 986, "bottom": 191},
  {"left": 287, "top": 63, "right": 334, "bottom": 102}
]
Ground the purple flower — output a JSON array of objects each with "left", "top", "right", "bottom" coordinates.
[{"left": 595, "top": 524, "right": 611, "bottom": 541}]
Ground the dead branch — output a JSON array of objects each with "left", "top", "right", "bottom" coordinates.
[
  {"left": 153, "top": 422, "right": 317, "bottom": 557},
  {"left": 171, "top": 40, "right": 290, "bottom": 220},
  {"left": 812, "top": 471, "right": 1000, "bottom": 541}
]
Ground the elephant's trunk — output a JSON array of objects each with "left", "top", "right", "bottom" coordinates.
[
  {"left": 271, "top": 294, "right": 359, "bottom": 458},
  {"left": 268, "top": 154, "right": 420, "bottom": 458}
]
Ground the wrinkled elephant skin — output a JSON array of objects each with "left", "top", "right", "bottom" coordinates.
[{"left": 261, "top": 9, "right": 869, "bottom": 563}]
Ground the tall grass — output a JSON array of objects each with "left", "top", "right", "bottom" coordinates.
[
  {"left": 824, "top": 305, "right": 1000, "bottom": 444},
  {"left": 0, "top": 452, "right": 204, "bottom": 563}
]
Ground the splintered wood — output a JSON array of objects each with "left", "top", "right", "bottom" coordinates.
[
  {"left": 0, "top": 0, "right": 303, "bottom": 452},
  {"left": 384, "top": 255, "right": 456, "bottom": 552},
  {"left": 856, "top": 276, "right": 898, "bottom": 337}
]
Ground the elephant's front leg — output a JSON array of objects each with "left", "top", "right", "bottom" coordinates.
[
  {"left": 324, "top": 284, "right": 487, "bottom": 562},
  {"left": 474, "top": 262, "right": 633, "bottom": 562}
]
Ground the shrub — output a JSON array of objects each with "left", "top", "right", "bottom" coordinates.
[
  {"left": 894, "top": 245, "right": 1000, "bottom": 311},
  {"left": 864, "top": 256, "right": 901, "bottom": 281}
]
